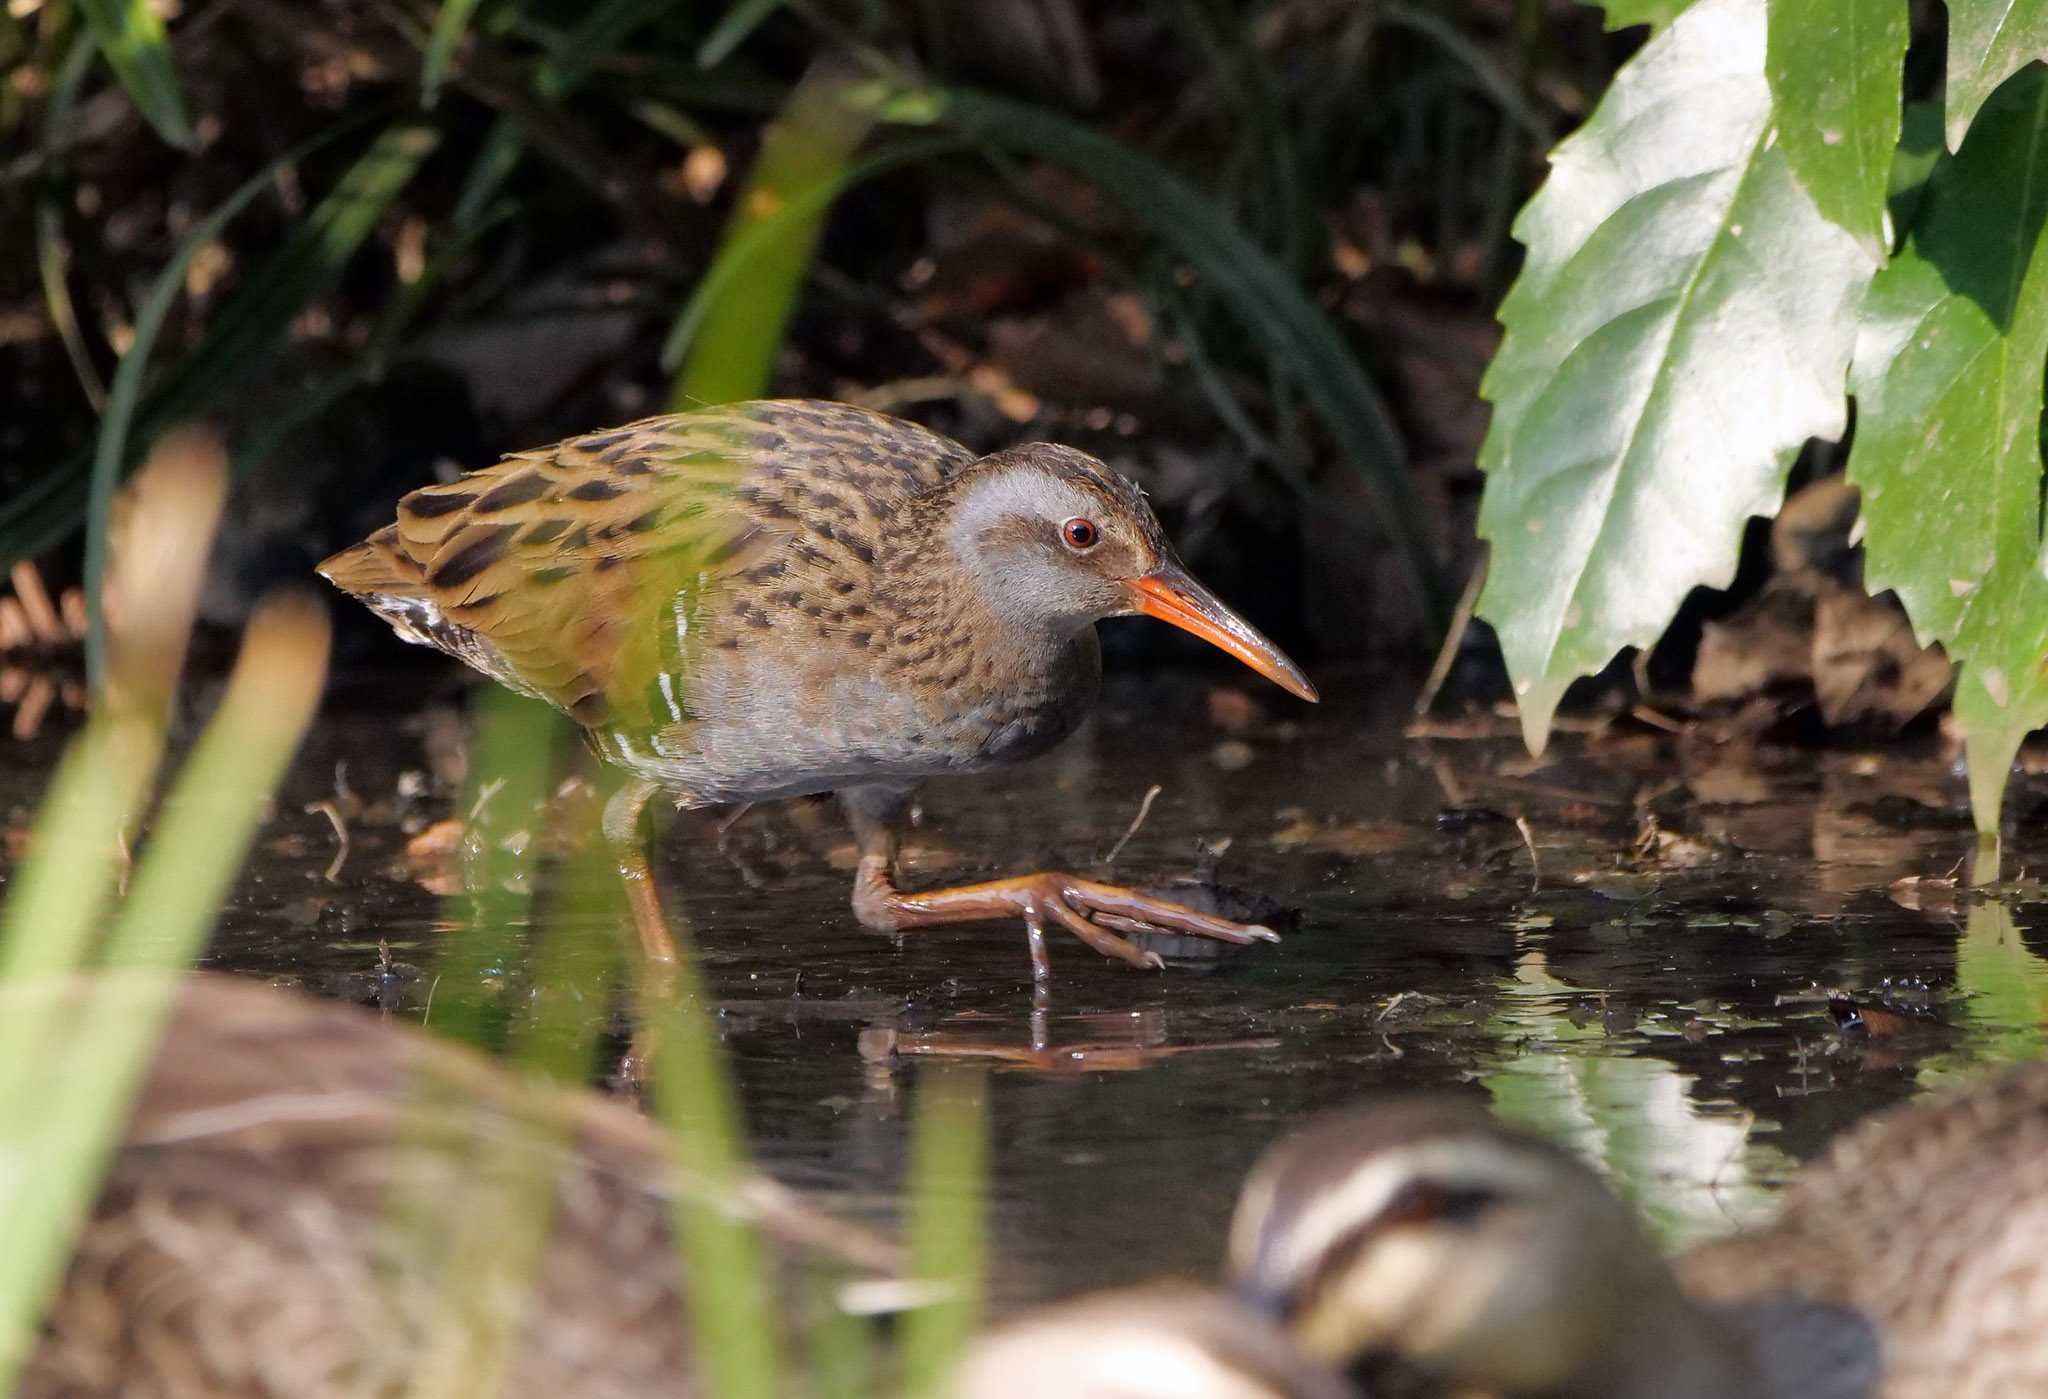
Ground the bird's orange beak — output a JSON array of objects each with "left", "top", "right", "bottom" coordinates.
[{"left": 1125, "top": 567, "right": 1318, "bottom": 702}]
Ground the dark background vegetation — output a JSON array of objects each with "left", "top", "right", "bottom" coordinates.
[{"left": 3, "top": 0, "right": 1646, "bottom": 678}]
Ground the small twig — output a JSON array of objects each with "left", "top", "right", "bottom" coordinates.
[
  {"left": 12, "top": 674, "right": 53, "bottom": 741},
  {"left": 1703, "top": 1105, "right": 1757, "bottom": 1226},
  {"left": 1373, "top": 991, "right": 1415, "bottom": 1024},
  {"left": 1629, "top": 703, "right": 1686, "bottom": 734},
  {"left": 1629, "top": 647, "right": 1653, "bottom": 702},
  {"left": 468, "top": 776, "right": 506, "bottom": 823},
  {"left": 10, "top": 563, "right": 67, "bottom": 647},
  {"left": 1412, "top": 551, "right": 1488, "bottom": 717},
  {"left": 1426, "top": 755, "right": 1468, "bottom": 807},
  {"left": 305, "top": 799, "right": 351, "bottom": 882},
  {"left": 1514, "top": 815, "right": 1540, "bottom": 893},
  {"left": 1101, "top": 784, "right": 1164, "bottom": 865}
]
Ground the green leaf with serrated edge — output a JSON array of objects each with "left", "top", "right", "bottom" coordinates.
[
  {"left": 1945, "top": 0, "right": 2048, "bottom": 150},
  {"left": 1766, "top": 0, "right": 1906, "bottom": 256},
  {"left": 1846, "top": 68, "right": 2048, "bottom": 833},
  {"left": 1887, "top": 100, "right": 1946, "bottom": 241},
  {"left": 1587, "top": 0, "right": 1698, "bottom": 31},
  {"left": 1476, "top": 0, "right": 1877, "bottom": 754}
]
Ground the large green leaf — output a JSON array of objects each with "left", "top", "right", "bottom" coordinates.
[
  {"left": 1765, "top": 0, "right": 1907, "bottom": 256},
  {"left": 1945, "top": 0, "right": 2048, "bottom": 149},
  {"left": 1846, "top": 68, "right": 2048, "bottom": 832},
  {"left": 75, "top": 0, "right": 193, "bottom": 149},
  {"left": 1475, "top": 0, "right": 1876, "bottom": 753}
]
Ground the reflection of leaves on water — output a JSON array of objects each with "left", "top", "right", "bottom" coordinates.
[{"left": 1267, "top": 808, "right": 1419, "bottom": 856}]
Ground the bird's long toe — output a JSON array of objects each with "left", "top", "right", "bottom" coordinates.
[{"left": 1060, "top": 878, "right": 1281, "bottom": 946}]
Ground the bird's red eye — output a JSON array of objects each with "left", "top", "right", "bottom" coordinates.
[{"left": 1062, "top": 517, "right": 1100, "bottom": 550}]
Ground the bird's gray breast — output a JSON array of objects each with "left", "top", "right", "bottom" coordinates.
[
  {"left": 956, "top": 629, "right": 1101, "bottom": 767},
  {"left": 608, "top": 628, "right": 1100, "bottom": 804}
]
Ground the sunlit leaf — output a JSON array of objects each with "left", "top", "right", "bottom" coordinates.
[
  {"left": 1475, "top": 0, "right": 1876, "bottom": 752},
  {"left": 75, "top": 0, "right": 193, "bottom": 148},
  {"left": 1944, "top": 0, "right": 2048, "bottom": 149},
  {"left": 1846, "top": 68, "right": 2048, "bottom": 832},
  {"left": 1585, "top": 0, "right": 1697, "bottom": 32},
  {"left": 1765, "top": 0, "right": 1907, "bottom": 256},
  {"left": 37, "top": 33, "right": 108, "bottom": 412}
]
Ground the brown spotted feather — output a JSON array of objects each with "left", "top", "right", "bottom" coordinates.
[{"left": 319, "top": 401, "right": 975, "bottom": 730}]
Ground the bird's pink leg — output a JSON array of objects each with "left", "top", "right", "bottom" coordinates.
[{"left": 840, "top": 789, "right": 1278, "bottom": 981}]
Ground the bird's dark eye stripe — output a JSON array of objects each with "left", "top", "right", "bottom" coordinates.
[
  {"left": 1271, "top": 1177, "right": 1502, "bottom": 1320},
  {"left": 1435, "top": 1186, "right": 1497, "bottom": 1224}
]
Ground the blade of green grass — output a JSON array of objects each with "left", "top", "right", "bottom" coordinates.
[
  {"left": 697, "top": 0, "right": 785, "bottom": 67},
  {"left": 0, "top": 425, "right": 227, "bottom": 1095},
  {"left": 392, "top": 778, "right": 622, "bottom": 1399},
  {"left": 644, "top": 923, "right": 785, "bottom": 1395},
  {"left": 74, "top": 0, "right": 193, "bottom": 148},
  {"left": 537, "top": 0, "right": 688, "bottom": 100},
  {"left": 660, "top": 133, "right": 961, "bottom": 374},
  {"left": 667, "top": 69, "right": 873, "bottom": 407},
  {"left": 0, "top": 593, "right": 330, "bottom": 1391},
  {"left": 421, "top": 0, "right": 487, "bottom": 107},
  {"left": 897, "top": 1067, "right": 989, "bottom": 1397},
  {"left": 98, "top": 595, "right": 331, "bottom": 967},
  {"left": 0, "top": 718, "right": 160, "bottom": 991},
  {"left": 35, "top": 202, "right": 106, "bottom": 412},
  {"left": 937, "top": 88, "right": 1449, "bottom": 630},
  {"left": 423, "top": 687, "right": 563, "bottom": 1052},
  {"left": 807, "top": 1270, "right": 878, "bottom": 1399},
  {"left": 76, "top": 119, "right": 434, "bottom": 688},
  {"left": 74, "top": 143, "right": 345, "bottom": 688}
]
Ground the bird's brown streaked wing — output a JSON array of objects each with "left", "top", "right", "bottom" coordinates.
[{"left": 319, "top": 401, "right": 976, "bottom": 728}]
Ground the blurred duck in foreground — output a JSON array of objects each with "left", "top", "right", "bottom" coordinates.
[
  {"left": 960, "top": 1068, "right": 2048, "bottom": 1399},
  {"left": 20, "top": 974, "right": 895, "bottom": 1399}
]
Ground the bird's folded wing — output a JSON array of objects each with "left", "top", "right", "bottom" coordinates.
[{"left": 318, "top": 400, "right": 974, "bottom": 728}]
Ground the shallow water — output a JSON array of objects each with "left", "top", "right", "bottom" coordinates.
[{"left": 10, "top": 665, "right": 2048, "bottom": 1309}]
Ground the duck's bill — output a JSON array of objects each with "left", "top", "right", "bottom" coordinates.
[{"left": 1126, "top": 568, "right": 1318, "bottom": 703}]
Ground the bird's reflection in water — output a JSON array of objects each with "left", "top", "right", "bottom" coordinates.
[{"left": 860, "top": 997, "right": 1279, "bottom": 1073}]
